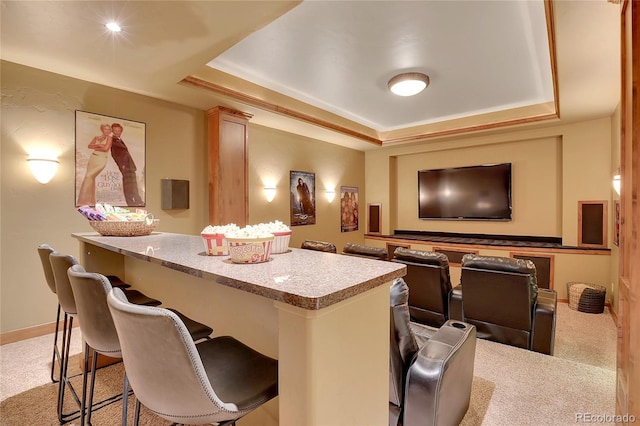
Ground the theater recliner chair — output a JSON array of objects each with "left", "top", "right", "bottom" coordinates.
[
  {"left": 342, "top": 242, "right": 388, "bottom": 260},
  {"left": 452, "top": 254, "right": 557, "bottom": 355},
  {"left": 389, "top": 278, "right": 476, "bottom": 426},
  {"left": 392, "top": 247, "right": 453, "bottom": 328}
]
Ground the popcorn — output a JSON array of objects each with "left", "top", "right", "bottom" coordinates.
[
  {"left": 224, "top": 221, "right": 289, "bottom": 238},
  {"left": 261, "top": 220, "right": 291, "bottom": 233},
  {"left": 224, "top": 225, "right": 273, "bottom": 239},
  {"left": 202, "top": 224, "right": 240, "bottom": 235}
]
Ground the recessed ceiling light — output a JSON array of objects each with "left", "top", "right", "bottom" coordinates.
[
  {"left": 388, "top": 72, "right": 430, "bottom": 96},
  {"left": 106, "top": 22, "right": 122, "bottom": 32}
]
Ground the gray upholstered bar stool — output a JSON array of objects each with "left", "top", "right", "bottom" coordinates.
[
  {"left": 107, "top": 287, "right": 278, "bottom": 426},
  {"left": 67, "top": 264, "right": 214, "bottom": 425},
  {"left": 37, "top": 244, "right": 131, "bottom": 384},
  {"left": 49, "top": 251, "right": 162, "bottom": 423}
]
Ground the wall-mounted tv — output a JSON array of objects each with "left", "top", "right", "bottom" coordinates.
[{"left": 418, "top": 163, "right": 512, "bottom": 220}]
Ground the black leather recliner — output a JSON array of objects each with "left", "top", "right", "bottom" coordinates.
[
  {"left": 342, "top": 242, "right": 388, "bottom": 260},
  {"left": 450, "top": 254, "right": 557, "bottom": 355},
  {"left": 389, "top": 278, "right": 476, "bottom": 426},
  {"left": 301, "top": 239, "right": 337, "bottom": 253},
  {"left": 392, "top": 247, "right": 453, "bottom": 328}
]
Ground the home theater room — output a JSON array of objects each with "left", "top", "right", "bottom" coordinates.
[{"left": 1, "top": 1, "right": 638, "bottom": 426}]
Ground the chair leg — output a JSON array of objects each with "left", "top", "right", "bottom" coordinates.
[
  {"left": 122, "top": 373, "right": 130, "bottom": 426},
  {"left": 57, "top": 313, "right": 71, "bottom": 423},
  {"left": 86, "top": 348, "right": 99, "bottom": 425},
  {"left": 134, "top": 398, "right": 141, "bottom": 426},
  {"left": 50, "top": 304, "right": 62, "bottom": 383},
  {"left": 57, "top": 314, "right": 81, "bottom": 424},
  {"left": 80, "top": 342, "right": 91, "bottom": 425}
]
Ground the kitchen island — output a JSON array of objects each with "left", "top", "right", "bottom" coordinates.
[{"left": 73, "top": 232, "right": 405, "bottom": 426}]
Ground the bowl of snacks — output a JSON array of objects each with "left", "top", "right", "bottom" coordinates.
[
  {"left": 201, "top": 224, "right": 240, "bottom": 256},
  {"left": 260, "top": 221, "right": 292, "bottom": 254},
  {"left": 225, "top": 226, "right": 274, "bottom": 264}
]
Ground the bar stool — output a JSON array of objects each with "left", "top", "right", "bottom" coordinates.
[
  {"left": 36, "top": 244, "right": 64, "bottom": 384},
  {"left": 107, "top": 287, "right": 278, "bottom": 426},
  {"left": 48, "top": 251, "right": 162, "bottom": 423},
  {"left": 68, "top": 264, "right": 214, "bottom": 425},
  {"left": 37, "top": 244, "right": 131, "bottom": 384}
]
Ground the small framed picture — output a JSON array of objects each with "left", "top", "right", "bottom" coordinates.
[
  {"left": 290, "top": 170, "right": 316, "bottom": 226},
  {"left": 75, "top": 110, "right": 145, "bottom": 207},
  {"left": 340, "top": 186, "right": 359, "bottom": 232}
]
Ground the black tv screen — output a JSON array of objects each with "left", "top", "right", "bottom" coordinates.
[{"left": 418, "top": 163, "right": 512, "bottom": 220}]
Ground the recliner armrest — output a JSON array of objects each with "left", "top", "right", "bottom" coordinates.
[
  {"left": 531, "top": 288, "right": 557, "bottom": 355},
  {"left": 402, "top": 320, "right": 476, "bottom": 426},
  {"left": 449, "top": 285, "right": 463, "bottom": 321}
]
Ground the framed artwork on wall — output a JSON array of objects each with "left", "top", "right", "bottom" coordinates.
[
  {"left": 290, "top": 170, "right": 316, "bottom": 226},
  {"left": 340, "top": 186, "right": 359, "bottom": 232},
  {"left": 75, "top": 110, "right": 146, "bottom": 207}
]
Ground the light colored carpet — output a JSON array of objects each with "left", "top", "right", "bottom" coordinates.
[{"left": 0, "top": 302, "right": 617, "bottom": 425}]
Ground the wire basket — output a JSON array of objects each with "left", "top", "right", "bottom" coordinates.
[{"left": 89, "top": 219, "right": 159, "bottom": 237}]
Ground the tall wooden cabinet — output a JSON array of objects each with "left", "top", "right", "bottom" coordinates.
[
  {"left": 207, "top": 106, "right": 252, "bottom": 227},
  {"left": 616, "top": 0, "right": 639, "bottom": 422}
]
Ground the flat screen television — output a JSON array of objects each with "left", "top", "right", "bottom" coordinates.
[{"left": 418, "top": 163, "right": 512, "bottom": 220}]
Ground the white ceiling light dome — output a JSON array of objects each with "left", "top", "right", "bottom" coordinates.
[{"left": 388, "top": 72, "right": 430, "bottom": 96}]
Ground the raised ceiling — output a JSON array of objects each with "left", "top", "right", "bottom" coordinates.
[{"left": 0, "top": 1, "right": 620, "bottom": 151}]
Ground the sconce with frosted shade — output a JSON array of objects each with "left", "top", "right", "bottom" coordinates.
[
  {"left": 613, "top": 173, "right": 621, "bottom": 195},
  {"left": 264, "top": 187, "right": 277, "bottom": 202},
  {"left": 28, "top": 157, "right": 59, "bottom": 184},
  {"left": 326, "top": 189, "right": 336, "bottom": 203}
]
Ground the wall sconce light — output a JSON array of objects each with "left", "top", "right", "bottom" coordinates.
[
  {"left": 264, "top": 186, "right": 277, "bottom": 202},
  {"left": 613, "top": 173, "right": 621, "bottom": 195},
  {"left": 326, "top": 189, "right": 336, "bottom": 203},
  {"left": 28, "top": 157, "right": 59, "bottom": 184}
]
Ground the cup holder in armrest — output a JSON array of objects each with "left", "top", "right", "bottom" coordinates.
[{"left": 451, "top": 322, "right": 467, "bottom": 329}]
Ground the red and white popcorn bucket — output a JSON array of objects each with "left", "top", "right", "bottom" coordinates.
[
  {"left": 226, "top": 236, "right": 274, "bottom": 264},
  {"left": 201, "top": 233, "right": 228, "bottom": 256},
  {"left": 271, "top": 230, "right": 292, "bottom": 254}
]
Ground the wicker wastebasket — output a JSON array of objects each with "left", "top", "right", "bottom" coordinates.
[{"left": 567, "top": 282, "right": 606, "bottom": 314}]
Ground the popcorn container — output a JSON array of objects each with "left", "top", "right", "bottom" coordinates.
[
  {"left": 271, "top": 230, "right": 292, "bottom": 254},
  {"left": 201, "top": 233, "right": 228, "bottom": 256},
  {"left": 226, "top": 235, "right": 274, "bottom": 264}
]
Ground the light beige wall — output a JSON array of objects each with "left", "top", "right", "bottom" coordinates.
[
  {"left": 1, "top": 61, "right": 207, "bottom": 333},
  {"left": 247, "top": 124, "right": 366, "bottom": 252},
  {"left": 367, "top": 118, "right": 613, "bottom": 242},
  {"left": 394, "top": 137, "right": 560, "bottom": 236}
]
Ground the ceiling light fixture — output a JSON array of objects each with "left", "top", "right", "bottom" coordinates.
[
  {"left": 106, "top": 22, "right": 122, "bottom": 32},
  {"left": 388, "top": 72, "right": 430, "bottom": 97}
]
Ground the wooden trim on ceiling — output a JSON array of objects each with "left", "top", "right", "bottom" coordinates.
[
  {"left": 544, "top": 0, "right": 561, "bottom": 121},
  {"left": 186, "top": 70, "right": 560, "bottom": 146},
  {"left": 182, "top": 75, "right": 382, "bottom": 146}
]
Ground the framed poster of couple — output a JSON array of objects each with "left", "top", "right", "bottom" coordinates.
[{"left": 75, "top": 110, "right": 145, "bottom": 207}]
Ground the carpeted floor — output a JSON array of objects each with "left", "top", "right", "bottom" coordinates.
[{"left": 0, "top": 302, "right": 617, "bottom": 425}]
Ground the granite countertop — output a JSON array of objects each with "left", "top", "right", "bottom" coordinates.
[{"left": 73, "top": 232, "right": 406, "bottom": 310}]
